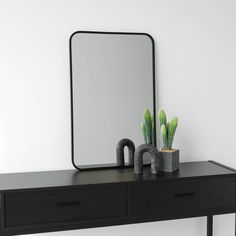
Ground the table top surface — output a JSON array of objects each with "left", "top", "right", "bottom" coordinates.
[{"left": 0, "top": 161, "right": 235, "bottom": 191}]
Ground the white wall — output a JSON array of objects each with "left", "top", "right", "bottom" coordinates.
[{"left": 0, "top": 0, "right": 236, "bottom": 235}]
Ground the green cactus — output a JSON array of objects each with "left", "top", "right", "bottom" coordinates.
[
  {"left": 141, "top": 109, "right": 154, "bottom": 145},
  {"left": 141, "top": 122, "right": 147, "bottom": 144},
  {"left": 151, "top": 115, "right": 155, "bottom": 144},
  {"left": 141, "top": 108, "right": 178, "bottom": 149},
  {"left": 167, "top": 117, "right": 178, "bottom": 149},
  {"left": 158, "top": 109, "right": 178, "bottom": 150},
  {"left": 161, "top": 124, "right": 168, "bottom": 149},
  {"left": 158, "top": 110, "right": 167, "bottom": 127}
]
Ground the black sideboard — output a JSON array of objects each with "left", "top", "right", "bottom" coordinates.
[{"left": 0, "top": 161, "right": 235, "bottom": 236}]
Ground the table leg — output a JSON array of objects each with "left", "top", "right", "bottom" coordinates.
[{"left": 207, "top": 215, "right": 213, "bottom": 236}]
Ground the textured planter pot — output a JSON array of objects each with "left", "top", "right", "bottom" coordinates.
[{"left": 160, "top": 149, "right": 179, "bottom": 172}]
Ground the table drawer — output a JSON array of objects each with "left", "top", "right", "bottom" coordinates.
[
  {"left": 129, "top": 177, "right": 235, "bottom": 219},
  {"left": 5, "top": 185, "right": 128, "bottom": 226}
]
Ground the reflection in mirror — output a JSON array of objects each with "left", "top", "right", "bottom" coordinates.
[{"left": 70, "top": 31, "right": 156, "bottom": 170}]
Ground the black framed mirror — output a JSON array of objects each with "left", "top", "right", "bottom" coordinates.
[{"left": 70, "top": 31, "right": 156, "bottom": 170}]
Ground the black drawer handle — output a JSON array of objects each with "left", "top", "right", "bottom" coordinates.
[
  {"left": 56, "top": 201, "right": 81, "bottom": 207},
  {"left": 174, "top": 192, "right": 196, "bottom": 198}
]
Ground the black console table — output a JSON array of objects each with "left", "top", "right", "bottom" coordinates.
[{"left": 0, "top": 161, "right": 235, "bottom": 236}]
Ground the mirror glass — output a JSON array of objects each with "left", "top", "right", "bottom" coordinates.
[{"left": 70, "top": 31, "right": 156, "bottom": 169}]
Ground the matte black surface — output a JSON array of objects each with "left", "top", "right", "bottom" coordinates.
[
  {"left": 0, "top": 161, "right": 235, "bottom": 191},
  {"left": 69, "top": 31, "right": 157, "bottom": 171},
  {"left": 0, "top": 161, "right": 235, "bottom": 236},
  {"left": 207, "top": 215, "right": 213, "bottom": 236},
  {"left": 130, "top": 177, "right": 235, "bottom": 218},
  {"left": 5, "top": 185, "right": 127, "bottom": 226}
]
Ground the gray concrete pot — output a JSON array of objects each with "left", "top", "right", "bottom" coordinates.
[{"left": 160, "top": 149, "right": 179, "bottom": 172}]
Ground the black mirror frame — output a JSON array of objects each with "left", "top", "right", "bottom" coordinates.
[{"left": 69, "top": 31, "right": 156, "bottom": 171}]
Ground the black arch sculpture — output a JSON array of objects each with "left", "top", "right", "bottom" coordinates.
[
  {"left": 134, "top": 144, "right": 160, "bottom": 174},
  {"left": 116, "top": 138, "right": 135, "bottom": 167}
]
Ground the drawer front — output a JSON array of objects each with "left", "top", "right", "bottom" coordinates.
[
  {"left": 5, "top": 185, "right": 128, "bottom": 226},
  {"left": 129, "top": 177, "right": 235, "bottom": 219}
]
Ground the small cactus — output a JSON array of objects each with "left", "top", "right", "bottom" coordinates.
[
  {"left": 158, "top": 110, "right": 167, "bottom": 127},
  {"left": 161, "top": 125, "right": 168, "bottom": 149},
  {"left": 141, "top": 122, "right": 147, "bottom": 144},
  {"left": 167, "top": 117, "right": 178, "bottom": 149},
  {"left": 158, "top": 109, "right": 178, "bottom": 150},
  {"left": 141, "top": 109, "right": 154, "bottom": 145},
  {"left": 151, "top": 116, "right": 155, "bottom": 144}
]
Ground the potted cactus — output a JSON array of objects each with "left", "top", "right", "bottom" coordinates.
[{"left": 158, "top": 109, "right": 179, "bottom": 172}]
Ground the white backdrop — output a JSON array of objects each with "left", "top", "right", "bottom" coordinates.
[{"left": 0, "top": 0, "right": 236, "bottom": 235}]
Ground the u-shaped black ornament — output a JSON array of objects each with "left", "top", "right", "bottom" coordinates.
[
  {"left": 116, "top": 138, "right": 135, "bottom": 167},
  {"left": 134, "top": 144, "right": 160, "bottom": 175}
]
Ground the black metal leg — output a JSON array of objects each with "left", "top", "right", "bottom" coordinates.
[{"left": 207, "top": 215, "right": 213, "bottom": 236}]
